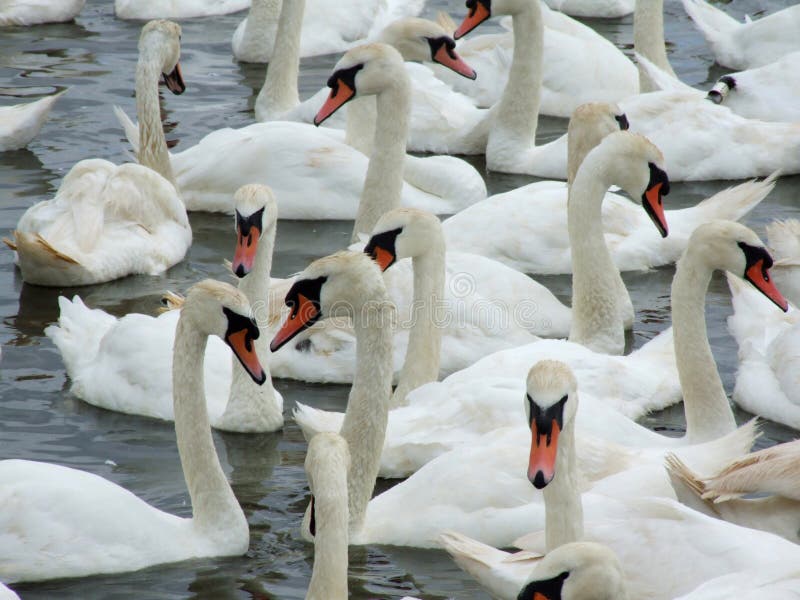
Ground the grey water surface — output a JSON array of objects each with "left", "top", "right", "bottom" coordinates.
[{"left": 1, "top": 0, "right": 798, "bottom": 598}]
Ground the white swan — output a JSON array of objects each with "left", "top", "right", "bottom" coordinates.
[
  {"left": 0, "top": 90, "right": 65, "bottom": 151},
  {"left": 115, "top": 0, "right": 249, "bottom": 20},
  {"left": 45, "top": 185, "right": 284, "bottom": 433},
  {"left": 438, "top": 359, "right": 800, "bottom": 600},
  {"left": 443, "top": 101, "right": 776, "bottom": 275},
  {"left": 6, "top": 20, "right": 190, "bottom": 287},
  {"left": 232, "top": 0, "right": 424, "bottom": 62},
  {"left": 542, "top": 0, "right": 632, "bottom": 18},
  {"left": 682, "top": 0, "right": 800, "bottom": 70},
  {"left": 763, "top": 218, "right": 800, "bottom": 306},
  {"left": 0, "top": 280, "right": 264, "bottom": 583},
  {"left": 0, "top": 0, "right": 84, "bottom": 25},
  {"left": 297, "top": 219, "right": 784, "bottom": 479}
]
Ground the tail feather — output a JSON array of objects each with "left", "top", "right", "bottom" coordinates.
[
  {"left": 682, "top": 0, "right": 740, "bottom": 42},
  {"left": 158, "top": 290, "right": 185, "bottom": 313},
  {"left": 15, "top": 231, "right": 80, "bottom": 266},
  {"left": 665, "top": 453, "right": 722, "bottom": 518},
  {"left": 113, "top": 105, "right": 140, "bottom": 155},
  {"left": 293, "top": 402, "right": 344, "bottom": 441},
  {"left": 44, "top": 296, "right": 117, "bottom": 375}
]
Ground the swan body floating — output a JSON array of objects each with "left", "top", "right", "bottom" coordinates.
[
  {"left": 115, "top": 0, "right": 249, "bottom": 20},
  {"left": 682, "top": 0, "right": 800, "bottom": 70},
  {"left": 0, "top": 280, "right": 265, "bottom": 583},
  {"left": 439, "top": 359, "right": 800, "bottom": 600},
  {"left": 46, "top": 185, "right": 284, "bottom": 433},
  {"left": 0, "top": 91, "right": 65, "bottom": 151},
  {"left": 6, "top": 20, "right": 190, "bottom": 287},
  {"left": 232, "top": 0, "right": 424, "bottom": 62},
  {"left": 0, "top": 0, "right": 84, "bottom": 25},
  {"left": 542, "top": 0, "right": 633, "bottom": 19}
]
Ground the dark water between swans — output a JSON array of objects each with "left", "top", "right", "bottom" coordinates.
[{"left": 1, "top": 0, "right": 798, "bottom": 598}]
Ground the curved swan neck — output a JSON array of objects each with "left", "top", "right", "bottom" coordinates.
[
  {"left": 339, "top": 303, "right": 394, "bottom": 532},
  {"left": 567, "top": 153, "right": 627, "bottom": 354},
  {"left": 671, "top": 251, "right": 737, "bottom": 443},
  {"left": 487, "top": 1, "right": 543, "bottom": 163},
  {"left": 135, "top": 48, "right": 175, "bottom": 185},
  {"left": 391, "top": 241, "right": 445, "bottom": 408},
  {"left": 307, "top": 462, "right": 349, "bottom": 600},
  {"left": 345, "top": 96, "right": 377, "bottom": 155},
  {"left": 351, "top": 79, "right": 411, "bottom": 242},
  {"left": 543, "top": 418, "right": 582, "bottom": 551},
  {"left": 173, "top": 316, "right": 246, "bottom": 537},
  {"left": 634, "top": 0, "right": 677, "bottom": 92},
  {"left": 255, "top": 0, "right": 302, "bottom": 120},
  {"left": 223, "top": 223, "right": 282, "bottom": 431}
]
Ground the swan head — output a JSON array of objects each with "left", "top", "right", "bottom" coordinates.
[
  {"left": 270, "top": 252, "right": 390, "bottom": 352},
  {"left": 314, "top": 43, "right": 405, "bottom": 126},
  {"left": 455, "top": 0, "right": 534, "bottom": 38},
  {"left": 378, "top": 18, "right": 476, "bottom": 79},
  {"left": 364, "top": 208, "right": 444, "bottom": 271},
  {"left": 232, "top": 184, "right": 277, "bottom": 278},
  {"left": 585, "top": 131, "right": 670, "bottom": 238},
  {"left": 140, "top": 20, "right": 185, "bottom": 95},
  {"left": 181, "top": 280, "right": 266, "bottom": 384},
  {"left": 517, "top": 542, "right": 627, "bottom": 600},
  {"left": 685, "top": 220, "right": 788, "bottom": 311},
  {"left": 567, "top": 102, "right": 630, "bottom": 185},
  {"left": 524, "top": 360, "right": 578, "bottom": 489},
  {"left": 304, "top": 432, "right": 350, "bottom": 540}
]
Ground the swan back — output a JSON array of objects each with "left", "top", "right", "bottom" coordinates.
[
  {"left": 518, "top": 541, "right": 628, "bottom": 600},
  {"left": 566, "top": 102, "right": 628, "bottom": 185}
]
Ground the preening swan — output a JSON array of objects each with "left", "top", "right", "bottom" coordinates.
[
  {"left": 115, "top": 0, "right": 249, "bottom": 20},
  {"left": 6, "top": 20, "right": 190, "bottom": 287},
  {"left": 0, "top": 280, "right": 264, "bottom": 583},
  {"left": 0, "top": 0, "right": 84, "bottom": 25},
  {"left": 0, "top": 90, "right": 65, "bottom": 152},
  {"left": 46, "top": 185, "right": 283, "bottom": 432}
]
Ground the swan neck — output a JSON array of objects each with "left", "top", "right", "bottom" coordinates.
[
  {"left": 173, "top": 316, "right": 245, "bottom": 536},
  {"left": 543, "top": 419, "right": 582, "bottom": 551},
  {"left": 567, "top": 126, "right": 607, "bottom": 188},
  {"left": 672, "top": 252, "right": 736, "bottom": 442},
  {"left": 567, "top": 156, "right": 627, "bottom": 354},
  {"left": 255, "top": 0, "right": 302, "bottom": 120},
  {"left": 135, "top": 51, "right": 175, "bottom": 185},
  {"left": 339, "top": 303, "right": 394, "bottom": 533},
  {"left": 307, "top": 465, "right": 349, "bottom": 600},
  {"left": 351, "top": 80, "right": 410, "bottom": 242},
  {"left": 223, "top": 224, "right": 282, "bottom": 431},
  {"left": 391, "top": 242, "right": 445, "bottom": 408},
  {"left": 488, "top": 3, "right": 543, "bottom": 158},
  {"left": 345, "top": 96, "right": 377, "bottom": 155},
  {"left": 634, "top": 0, "right": 676, "bottom": 91}
]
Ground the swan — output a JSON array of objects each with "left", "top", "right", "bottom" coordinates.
[
  {"left": 438, "top": 359, "right": 800, "bottom": 600},
  {"left": 0, "top": 90, "right": 65, "bottom": 152},
  {"left": 0, "top": 279, "right": 265, "bottom": 583},
  {"left": 0, "top": 0, "right": 84, "bottom": 25},
  {"left": 432, "top": 4, "right": 638, "bottom": 116},
  {"left": 232, "top": 0, "right": 424, "bottom": 62},
  {"left": 682, "top": 0, "right": 800, "bottom": 70},
  {"left": 45, "top": 184, "right": 284, "bottom": 433},
  {"left": 115, "top": 0, "right": 249, "bottom": 20},
  {"left": 542, "top": 0, "right": 632, "bottom": 19},
  {"left": 442, "top": 101, "right": 776, "bottom": 275},
  {"left": 121, "top": 43, "right": 482, "bottom": 218},
  {"left": 5, "top": 20, "right": 190, "bottom": 287},
  {"left": 297, "top": 219, "right": 785, "bottom": 479}
]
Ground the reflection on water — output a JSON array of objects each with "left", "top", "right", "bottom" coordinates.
[{"left": 2, "top": 0, "right": 799, "bottom": 598}]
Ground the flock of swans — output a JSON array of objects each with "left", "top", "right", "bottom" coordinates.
[{"left": 2, "top": 0, "right": 800, "bottom": 598}]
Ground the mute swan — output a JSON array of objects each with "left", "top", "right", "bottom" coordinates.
[
  {"left": 298, "top": 219, "right": 784, "bottom": 479},
  {"left": 45, "top": 185, "right": 283, "bottom": 433},
  {"left": 682, "top": 0, "right": 800, "bottom": 70},
  {"left": 0, "top": 280, "right": 264, "bottom": 583},
  {"left": 439, "top": 359, "right": 800, "bottom": 600},
  {"left": 0, "top": 0, "right": 84, "bottom": 24},
  {"left": 115, "top": 0, "right": 249, "bottom": 20},
  {"left": 0, "top": 90, "right": 65, "bottom": 152},
  {"left": 543, "top": 0, "right": 632, "bottom": 19},
  {"left": 128, "top": 44, "right": 481, "bottom": 217},
  {"left": 5, "top": 20, "right": 190, "bottom": 287},
  {"left": 232, "top": 0, "right": 423, "bottom": 62}
]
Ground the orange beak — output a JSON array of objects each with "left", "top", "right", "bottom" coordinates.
[
  {"left": 314, "top": 79, "right": 355, "bottom": 126},
  {"left": 226, "top": 328, "right": 266, "bottom": 384},
  {"left": 433, "top": 45, "right": 476, "bottom": 80},
  {"left": 372, "top": 247, "right": 396, "bottom": 271},
  {"left": 454, "top": 1, "right": 491, "bottom": 39},
  {"left": 528, "top": 420, "right": 560, "bottom": 489},
  {"left": 163, "top": 62, "right": 185, "bottom": 95},
  {"left": 233, "top": 226, "right": 260, "bottom": 278},
  {"left": 270, "top": 293, "right": 320, "bottom": 351},
  {"left": 746, "top": 260, "right": 788, "bottom": 312},
  {"left": 643, "top": 182, "right": 669, "bottom": 238}
]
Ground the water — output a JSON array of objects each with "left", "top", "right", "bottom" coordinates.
[{"left": 1, "top": 0, "right": 798, "bottom": 597}]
